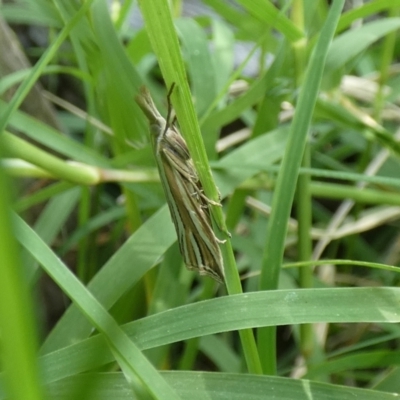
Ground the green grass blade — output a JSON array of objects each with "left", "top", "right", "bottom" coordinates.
[
  {"left": 138, "top": 0, "right": 261, "bottom": 374},
  {"left": 14, "top": 214, "right": 181, "bottom": 399},
  {"left": 45, "top": 371, "right": 400, "bottom": 400},
  {"left": 40, "top": 206, "right": 175, "bottom": 353},
  {"left": 258, "top": 0, "right": 345, "bottom": 374},
  {"left": 0, "top": 154, "right": 45, "bottom": 400},
  {"left": 36, "top": 287, "right": 400, "bottom": 385},
  {"left": 0, "top": 0, "right": 95, "bottom": 134}
]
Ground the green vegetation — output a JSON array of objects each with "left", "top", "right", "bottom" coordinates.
[{"left": 1, "top": 0, "right": 400, "bottom": 398}]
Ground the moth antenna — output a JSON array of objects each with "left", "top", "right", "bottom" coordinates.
[{"left": 163, "top": 82, "right": 176, "bottom": 136}]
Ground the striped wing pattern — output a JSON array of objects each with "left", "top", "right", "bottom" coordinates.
[
  {"left": 136, "top": 86, "right": 225, "bottom": 283},
  {"left": 157, "top": 127, "right": 225, "bottom": 283}
]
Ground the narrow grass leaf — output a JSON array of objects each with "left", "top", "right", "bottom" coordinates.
[
  {"left": 38, "top": 287, "right": 400, "bottom": 385},
  {"left": 14, "top": 214, "right": 181, "bottom": 399},
  {"left": 40, "top": 205, "right": 175, "bottom": 353}
]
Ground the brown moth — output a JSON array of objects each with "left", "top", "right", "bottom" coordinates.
[{"left": 135, "top": 85, "right": 225, "bottom": 283}]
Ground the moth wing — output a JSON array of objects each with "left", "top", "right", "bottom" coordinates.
[
  {"left": 160, "top": 154, "right": 225, "bottom": 283},
  {"left": 160, "top": 127, "right": 199, "bottom": 182}
]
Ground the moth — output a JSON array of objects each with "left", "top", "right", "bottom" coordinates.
[{"left": 135, "top": 84, "right": 225, "bottom": 283}]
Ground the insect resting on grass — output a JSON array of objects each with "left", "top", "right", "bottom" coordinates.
[{"left": 135, "top": 84, "right": 226, "bottom": 283}]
